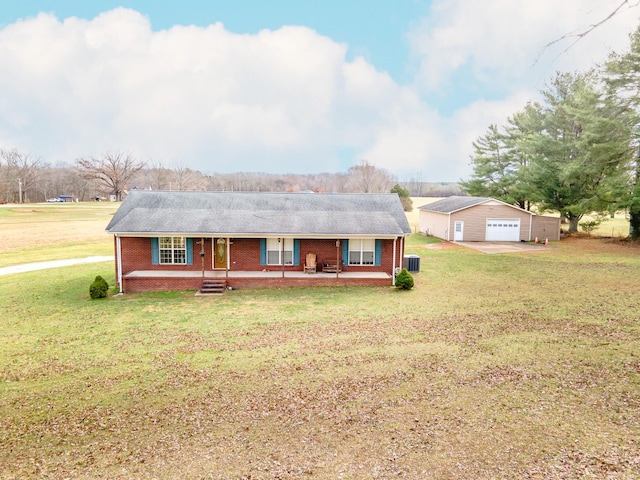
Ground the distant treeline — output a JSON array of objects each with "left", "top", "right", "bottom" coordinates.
[
  {"left": 399, "top": 181, "right": 463, "bottom": 197},
  {"left": 1, "top": 150, "right": 461, "bottom": 203}
]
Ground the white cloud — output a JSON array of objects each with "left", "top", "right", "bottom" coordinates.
[
  {"left": 409, "top": 0, "right": 639, "bottom": 93},
  {"left": 447, "top": 90, "right": 537, "bottom": 175},
  {"left": 1, "top": 9, "right": 442, "bottom": 177},
  {"left": 0, "top": 4, "right": 637, "bottom": 183}
]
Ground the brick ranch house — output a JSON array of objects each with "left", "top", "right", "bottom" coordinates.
[{"left": 106, "top": 191, "right": 412, "bottom": 293}]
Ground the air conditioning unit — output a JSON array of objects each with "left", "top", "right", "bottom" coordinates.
[{"left": 404, "top": 255, "right": 420, "bottom": 273}]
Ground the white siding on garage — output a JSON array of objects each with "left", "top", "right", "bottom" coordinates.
[
  {"left": 419, "top": 210, "right": 451, "bottom": 239},
  {"left": 486, "top": 219, "right": 521, "bottom": 241}
]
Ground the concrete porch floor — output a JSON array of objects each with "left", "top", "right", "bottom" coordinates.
[{"left": 124, "top": 270, "right": 391, "bottom": 279}]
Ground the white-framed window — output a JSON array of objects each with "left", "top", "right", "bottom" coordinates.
[
  {"left": 266, "top": 238, "right": 293, "bottom": 265},
  {"left": 159, "top": 236, "right": 186, "bottom": 264},
  {"left": 348, "top": 238, "right": 375, "bottom": 265}
]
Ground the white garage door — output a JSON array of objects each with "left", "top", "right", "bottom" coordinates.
[{"left": 486, "top": 219, "right": 520, "bottom": 241}]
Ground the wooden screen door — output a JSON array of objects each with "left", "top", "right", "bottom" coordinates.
[{"left": 214, "top": 238, "right": 227, "bottom": 269}]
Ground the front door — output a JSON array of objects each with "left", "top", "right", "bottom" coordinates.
[
  {"left": 454, "top": 221, "right": 464, "bottom": 241},
  {"left": 214, "top": 238, "right": 227, "bottom": 269}
]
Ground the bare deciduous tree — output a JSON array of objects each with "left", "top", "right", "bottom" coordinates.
[
  {"left": 537, "top": 0, "right": 640, "bottom": 63},
  {"left": 147, "top": 160, "right": 172, "bottom": 190},
  {"left": 0, "top": 149, "right": 44, "bottom": 203},
  {"left": 172, "top": 162, "right": 208, "bottom": 191},
  {"left": 76, "top": 152, "right": 145, "bottom": 201},
  {"left": 346, "top": 160, "right": 395, "bottom": 193},
  {"left": 46, "top": 163, "right": 94, "bottom": 201}
]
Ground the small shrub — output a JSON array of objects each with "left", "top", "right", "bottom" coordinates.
[
  {"left": 89, "top": 275, "right": 109, "bottom": 299},
  {"left": 580, "top": 214, "right": 607, "bottom": 235},
  {"left": 580, "top": 220, "right": 601, "bottom": 234},
  {"left": 395, "top": 268, "right": 414, "bottom": 290}
]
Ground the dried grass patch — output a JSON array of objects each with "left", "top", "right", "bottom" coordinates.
[{"left": 2, "top": 229, "right": 640, "bottom": 478}]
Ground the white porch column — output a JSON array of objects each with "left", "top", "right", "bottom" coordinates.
[
  {"left": 115, "top": 235, "right": 123, "bottom": 294},
  {"left": 392, "top": 237, "right": 397, "bottom": 285}
]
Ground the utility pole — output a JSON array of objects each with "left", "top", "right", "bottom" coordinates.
[{"left": 18, "top": 179, "right": 22, "bottom": 204}]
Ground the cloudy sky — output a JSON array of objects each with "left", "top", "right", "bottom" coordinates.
[{"left": 0, "top": 1, "right": 638, "bottom": 181}]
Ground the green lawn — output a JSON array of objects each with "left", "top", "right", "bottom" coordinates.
[
  {"left": 0, "top": 242, "right": 113, "bottom": 268},
  {"left": 0, "top": 203, "right": 114, "bottom": 267},
  {"left": 1, "top": 235, "right": 639, "bottom": 478}
]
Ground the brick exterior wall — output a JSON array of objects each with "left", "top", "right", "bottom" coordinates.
[
  {"left": 122, "top": 275, "right": 392, "bottom": 292},
  {"left": 229, "top": 238, "right": 262, "bottom": 270},
  {"left": 123, "top": 277, "right": 204, "bottom": 292},
  {"left": 302, "top": 239, "right": 342, "bottom": 271}
]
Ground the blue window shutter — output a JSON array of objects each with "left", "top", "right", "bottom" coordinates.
[
  {"left": 260, "top": 238, "right": 267, "bottom": 266},
  {"left": 341, "top": 240, "right": 349, "bottom": 266},
  {"left": 375, "top": 239, "right": 382, "bottom": 266},
  {"left": 186, "top": 238, "right": 193, "bottom": 265},
  {"left": 293, "top": 239, "right": 300, "bottom": 266},
  {"left": 151, "top": 238, "right": 159, "bottom": 265}
]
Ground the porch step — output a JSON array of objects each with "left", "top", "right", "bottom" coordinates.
[{"left": 198, "top": 279, "right": 226, "bottom": 295}]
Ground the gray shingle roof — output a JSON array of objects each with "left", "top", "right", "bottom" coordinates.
[
  {"left": 418, "top": 196, "right": 491, "bottom": 214},
  {"left": 106, "top": 191, "right": 411, "bottom": 237}
]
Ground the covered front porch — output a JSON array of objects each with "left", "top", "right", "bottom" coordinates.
[{"left": 121, "top": 269, "right": 393, "bottom": 292}]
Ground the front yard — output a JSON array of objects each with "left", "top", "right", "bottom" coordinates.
[{"left": 1, "top": 219, "right": 639, "bottom": 478}]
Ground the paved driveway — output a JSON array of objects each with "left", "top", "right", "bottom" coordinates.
[
  {"left": 0, "top": 256, "right": 113, "bottom": 276},
  {"left": 456, "top": 242, "right": 551, "bottom": 254}
]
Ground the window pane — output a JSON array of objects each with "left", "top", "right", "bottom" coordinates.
[
  {"left": 267, "top": 251, "right": 280, "bottom": 264},
  {"left": 283, "top": 251, "right": 293, "bottom": 265},
  {"left": 349, "top": 251, "right": 360, "bottom": 264},
  {"left": 362, "top": 251, "right": 374, "bottom": 265},
  {"left": 160, "top": 250, "right": 172, "bottom": 263},
  {"left": 173, "top": 237, "right": 185, "bottom": 248},
  {"left": 159, "top": 237, "right": 172, "bottom": 248}
]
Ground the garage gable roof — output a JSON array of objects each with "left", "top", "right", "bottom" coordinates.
[
  {"left": 418, "top": 196, "right": 491, "bottom": 214},
  {"left": 106, "top": 191, "right": 412, "bottom": 237},
  {"left": 419, "top": 196, "right": 533, "bottom": 215}
]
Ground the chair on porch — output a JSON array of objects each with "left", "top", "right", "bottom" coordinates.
[
  {"left": 322, "top": 259, "right": 341, "bottom": 273},
  {"left": 304, "top": 253, "right": 317, "bottom": 274}
]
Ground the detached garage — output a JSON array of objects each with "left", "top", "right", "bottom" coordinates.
[{"left": 418, "top": 196, "right": 560, "bottom": 242}]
